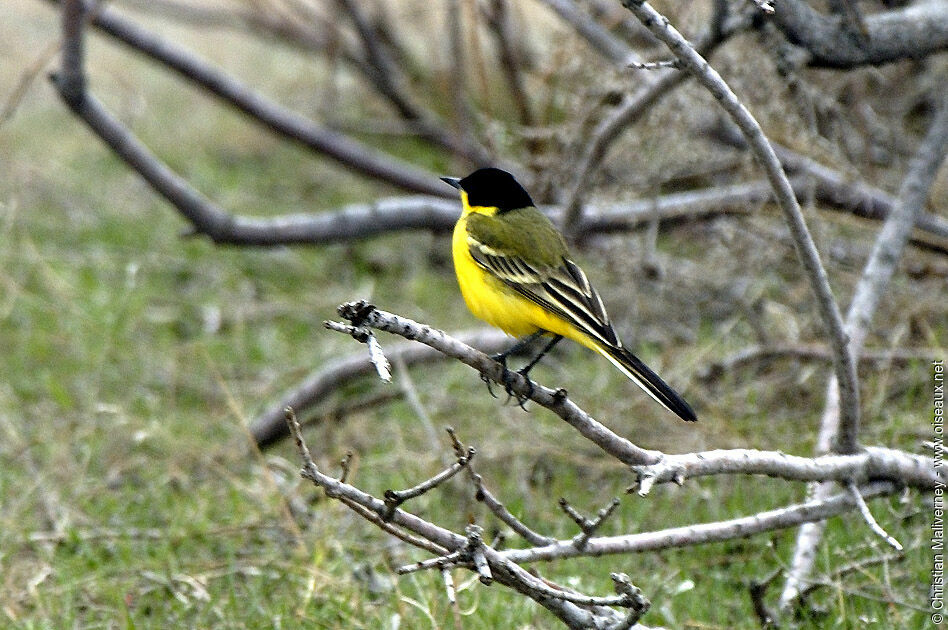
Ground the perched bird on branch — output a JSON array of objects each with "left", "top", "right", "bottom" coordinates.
[{"left": 442, "top": 167, "right": 696, "bottom": 422}]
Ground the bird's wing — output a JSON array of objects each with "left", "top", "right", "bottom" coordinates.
[{"left": 467, "top": 236, "right": 620, "bottom": 348}]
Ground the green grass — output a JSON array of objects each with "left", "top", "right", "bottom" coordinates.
[{"left": 2, "top": 1, "right": 941, "bottom": 628}]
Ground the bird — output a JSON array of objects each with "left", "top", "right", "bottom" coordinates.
[{"left": 441, "top": 167, "right": 697, "bottom": 423}]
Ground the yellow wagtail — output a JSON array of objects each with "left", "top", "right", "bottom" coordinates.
[{"left": 442, "top": 167, "right": 696, "bottom": 422}]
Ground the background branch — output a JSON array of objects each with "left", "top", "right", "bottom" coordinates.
[
  {"left": 50, "top": 0, "right": 449, "bottom": 196},
  {"left": 780, "top": 83, "right": 948, "bottom": 609},
  {"left": 621, "top": 0, "right": 862, "bottom": 453},
  {"left": 772, "top": 0, "right": 948, "bottom": 68}
]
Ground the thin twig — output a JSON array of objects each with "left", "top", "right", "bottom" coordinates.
[
  {"left": 382, "top": 448, "right": 475, "bottom": 520},
  {"left": 560, "top": 497, "right": 622, "bottom": 549},
  {"left": 846, "top": 483, "right": 903, "bottom": 551}
]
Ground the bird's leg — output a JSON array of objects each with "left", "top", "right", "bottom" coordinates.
[
  {"left": 518, "top": 335, "right": 562, "bottom": 379},
  {"left": 480, "top": 331, "right": 545, "bottom": 400},
  {"left": 508, "top": 335, "right": 562, "bottom": 409}
]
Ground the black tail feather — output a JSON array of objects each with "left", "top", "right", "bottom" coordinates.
[{"left": 601, "top": 345, "right": 697, "bottom": 422}]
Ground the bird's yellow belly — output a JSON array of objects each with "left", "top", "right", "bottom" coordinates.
[{"left": 452, "top": 216, "right": 590, "bottom": 345}]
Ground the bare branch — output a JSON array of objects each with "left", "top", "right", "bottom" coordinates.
[
  {"left": 560, "top": 497, "right": 622, "bottom": 549},
  {"left": 283, "top": 408, "right": 653, "bottom": 628},
  {"left": 251, "top": 328, "right": 511, "bottom": 448},
  {"left": 470, "top": 471, "right": 557, "bottom": 546},
  {"left": 621, "top": 0, "right": 861, "bottom": 453},
  {"left": 846, "top": 483, "right": 903, "bottom": 551},
  {"left": 843, "top": 87, "right": 948, "bottom": 371},
  {"left": 382, "top": 448, "right": 475, "bottom": 520},
  {"left": 328, "top": 301, "right": 663, "bottom": 466},
  {"left": 772, "top": 0, "right": 948, "bottom": 68},
  {"left": 445, "top": 427, "right": 557, "bottom": 546},
  {"left": 51, "top": 0, "right": 447, "bottom": 196},
  {"left": 500, "top": 482, "right": 899, "bottom": 564},
  {"left": 780, "top": 87, "right": 948, "bottom": 607},
  {"left": 628, "top": 447, "right": 940, "bottom": 495}
]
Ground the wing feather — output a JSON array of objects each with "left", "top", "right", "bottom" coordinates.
[{"left": 467, "top": 236, "right": 619, "bottom": 348}]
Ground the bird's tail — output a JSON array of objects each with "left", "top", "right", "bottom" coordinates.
[{"left": 595, "top": 344, "right": 697, "bottom": 422}]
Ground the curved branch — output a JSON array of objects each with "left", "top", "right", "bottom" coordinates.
[
  {"left": 621, "top": 0, "right": 861, "bottom": 453},
  {"left": 772, "top": 0, "right": 948, "bottom": 68},
  {"left": 780, "top": 83, "right": 948, "bottom": 609},
  {"left": 53, "top": 0, "right": 448, "bottom": 197},
  {"left": 251, "top": 328, "right": 511, "bottom": 447},
  {"left": 328, "top": 301, "right": 663, "bottom": 466}
]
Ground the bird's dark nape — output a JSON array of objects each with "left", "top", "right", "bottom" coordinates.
[{"left": 458, "top": 167, "right": 534, "bottom": 212}]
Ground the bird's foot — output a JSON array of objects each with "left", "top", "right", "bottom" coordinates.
[
  {"left": 480, "top": 351, "right": 511, "bottom": 399},
  {"left": 502, "top": 367, "right": 534, "bottom": 411}
]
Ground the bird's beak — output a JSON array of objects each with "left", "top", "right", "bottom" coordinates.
[{"left": 440, "top": 177, "right": 462, "bottom": 190}]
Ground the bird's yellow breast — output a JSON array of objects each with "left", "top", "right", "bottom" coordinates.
[{"left": 452, "top": 207, "right": 586, "bottom": 343}]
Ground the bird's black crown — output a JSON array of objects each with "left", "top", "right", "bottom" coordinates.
[{"left": 459, "top": 167, "right": 534, "bottom": 212}]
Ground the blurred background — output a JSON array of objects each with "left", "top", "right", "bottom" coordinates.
[{"left": 1, "top": 0, "right": 944, "bottom": 627}]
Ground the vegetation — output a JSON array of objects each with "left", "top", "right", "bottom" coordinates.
[{"left": 2, "top": 0, "right": 943, "bottom": 627}]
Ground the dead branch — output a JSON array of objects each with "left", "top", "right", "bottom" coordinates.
[
  {"left": 281, "top": 301, "right": 936, "bottom": 627},
  {"left": 251, "top": 328, "right": 511, "bottom": 447},
  {"left": 448, "top": 428, "right": 556, "bottom": 546},
  {"left": 628, "top": 447, "right": 940, "bottom": 495},
  {"left": 49, "top": 0, "right": 448, "bottom": 196},
  {"left": 780, "top": 83, "right": 948, "bottom": 608},
  {"left": 323, "top": 300, "right": 937, "bottom": 490},
  {"left": 621, "top": 0, "right": 861, "bottom": 455},
  {"left": 327, "top": 300, "right": 664, "bottom": 466},
  {"left": 283, "top": 408, "right": 653, "bottom": 629},
  {"left": 499, "top": 481, "right": 900, "bottom": 563},
  {"left": 771, "top": 0, "right": 948, "bottom": 68}
]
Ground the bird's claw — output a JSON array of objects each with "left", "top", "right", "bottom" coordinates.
[
  {"left": 481, "top": 353, "right": 532, "bottom": 410},
  {"left": 480, "top": 371, "right": 498, "bottom": 398},
  {"left": 481, "top": 351, "right": 509, "bottom": 399},
  {"left": 501, "top": 368, "right": 533, "bottom": 411}
]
